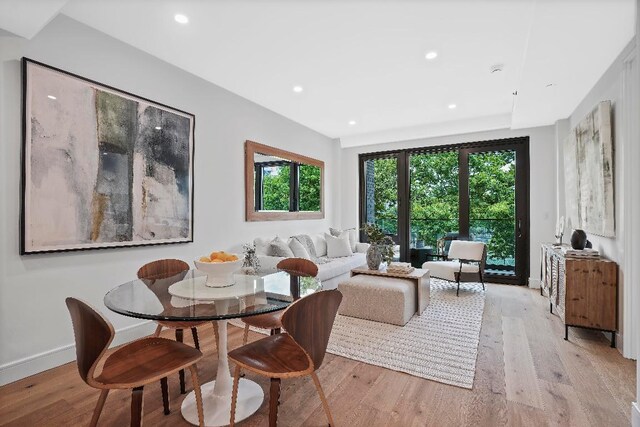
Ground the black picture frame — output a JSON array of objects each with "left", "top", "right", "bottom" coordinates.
[{"left": 21, "top": 58, "right": 195, "bottom": 255}]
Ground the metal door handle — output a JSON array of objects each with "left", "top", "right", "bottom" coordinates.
[{"left": 517, "top": 219, "right": 522, "bottom": 237}]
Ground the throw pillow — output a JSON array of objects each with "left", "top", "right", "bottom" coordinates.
[
  {"left": 268, "top": 237, "right": 294, "bottom": 258},
  {"left": 311, "top": 233, "right": 328, "bottom": 257},
  {"left": 289, "top": 238, "right": 311, "bottom": 259},
  {"left": 329, "top": 227, "right": 357, "bottom": 252},
  {"left": 325, "top": 232, "right": 353, "bottom": 258},
  {"left": 254, "top": 236, "right": 273, "bottom": 255}
]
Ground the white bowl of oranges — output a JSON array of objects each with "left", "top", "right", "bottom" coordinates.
[{"left": 194, "top": 251, "right": 242, "bottom": 287}]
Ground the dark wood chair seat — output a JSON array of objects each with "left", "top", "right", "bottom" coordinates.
[
  {"left": 228, "top": 334, "right": 311, "bottom": 377},
  {"left": 240, "top": 258, "right": 318, "bottom": 346},
  {"left": 137, "top": 259, "right": 217, "bottom": 399},
  {"left": 96, "top": 337, "right": 203, "bottom": 388},
  {"left": 229, "top": 290, "right": 342, "bottom": 427},
  {"left": 65, "top": 298, "right": 204, "bottom": 427},
  {"left": 241, "top": 311, "right": 283, "bottom": 330}
]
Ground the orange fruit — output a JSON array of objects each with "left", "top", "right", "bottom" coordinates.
[
  {"left": 211, "top": 258, "right": 223, "bottom": 263},
  {"left": 210, "top": 251, "right": 223, "bottom": 260},
  {"left": 228, "top": 255, "right": 238, "bottom": 261},
  {"left": 199, "top": 256, "right": 211, "bottom": 263}
]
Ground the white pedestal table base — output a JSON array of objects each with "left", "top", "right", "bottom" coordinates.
[
  {"left": 181, "top": 318, "right": 264, "bottom": 426},
  {"left": 181, "top": 379, "right": 263, "bottom": 426}
]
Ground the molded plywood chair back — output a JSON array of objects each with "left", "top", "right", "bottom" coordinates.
[{"left": 65, "top": 298, "right": 115, "bottom": 386}]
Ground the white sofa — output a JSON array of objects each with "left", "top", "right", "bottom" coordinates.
[{"left": 254, "top": 233, "right": 369, "bottom": 290}]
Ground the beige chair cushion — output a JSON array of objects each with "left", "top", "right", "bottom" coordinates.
[
  {"left": 338, "top": 275, "right": 415, "bottom": 326},
  {"left": 448, "top": 240, "right": 485, "bottom": 261},
  {"left": 422, "top": 260, "right": 479, "bottom": 282}
]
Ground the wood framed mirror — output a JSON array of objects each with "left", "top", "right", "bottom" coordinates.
[{"left": 245, "top": 141, "right": 324, "bottom": 221}]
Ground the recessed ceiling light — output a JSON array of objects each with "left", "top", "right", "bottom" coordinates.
[
  {"left": 348, "top": 120, "right": 356, "bottom": 126},
  {"left": 490, "top": 64, "right": 504, "bottom": 73},
  {"left": 174, "top": 14, "right": 189, "bottom": 24},
  {"left": 47, "top": 95, "right": 57, "bottom": 100},
  {"left": 155, "top": 126, "right": 162, "bottom": 130},
  {"left": 448, "top": 104, "right": 457, "bottom": 109},
  {"left": 293, "top": 85, "right": 304, "bottom": 93},
  {"left": 425, "top": 51, "right": 438, "bottom": 60}
]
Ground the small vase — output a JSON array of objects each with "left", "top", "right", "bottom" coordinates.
[
  {"left": 571, "top": 229, "right": 587, "bottom": 250},
  {"left": 366, "top": 244, "right": 383, "bottom": 270}
]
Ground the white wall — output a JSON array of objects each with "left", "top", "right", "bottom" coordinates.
[
  {"left": 633, "top": 1, "right": 639, "bottom": 423},
  {"left": 556, "top": 39, "right": 636, "bottom": 355},
  {"left": 0, "top": 16, "right": 339, "bottom": 384},
  {"left": 339, "top": 126, "right": 558, "bottom": 284}
]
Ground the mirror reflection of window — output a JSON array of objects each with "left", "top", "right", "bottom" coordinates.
[
  {"left": 261, "top": 163, "right": 291, "bottom": 211},
  {"left": 299, "top": 164, "right": 321, "bottom": 211},
  {"left": 246, "top": 141, "right": 324, "bottom": 220}
]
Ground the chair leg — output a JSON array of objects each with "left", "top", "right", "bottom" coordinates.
[
  {"left": 90, "top": 389, "right": 109, "bottom": 427},
  {"left": 176, "top": 329, "right": 186, "bottom": 394},
  {"left": 160, "top": 377, "right": 170, "bottom": 415},
  {"left": 242, "top": 323, "right": 250, "bottom": 345},
  {"left": 480, "top": 272, "right": 485, "bottom": 291},
  {"left": 153, "top": 324, "right": 163, "bottom": 337},
  {"left": 130, "top": 386, "right": 144, "bottom": 427},
  {"left": 456, "top": 279, "right": 460, "bottom": 297},
  {"left": 191, "top": 327, "right": 200, "bottom": 350},
  {"left": 230, "top": 365, "right": 242, "bottom": 427},
  {"left": 269, "top": 378, "right": 281, "bottom": 427},
  {"left": 189, "top": 365, "right": 205, "bottom": 427},
  {"left": 311, "top": 372, "right": 335, "bottom": 426}
]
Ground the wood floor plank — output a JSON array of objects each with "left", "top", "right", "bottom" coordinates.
[
  {"left": 458, "top": 286, "right": 508, "bottom": 427},
  {"left": 538, "top": 379, "right": 591, "bottom": 427},
  {"left": 502, "top": 316, "right": 543, "bottom": 409},
  {"left": 506, "top": 401, "right": 549, "bottom": 427},
  {"left": 0, "top": 284, "right": 634, "bottom": 427}
]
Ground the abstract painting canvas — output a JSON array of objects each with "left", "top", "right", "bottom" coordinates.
[
  {"left": 21, "top": 58, "right": 194, "bottom": 254},
  {"left": 564, "top": 101, "right": 615, "bottom": 237}
]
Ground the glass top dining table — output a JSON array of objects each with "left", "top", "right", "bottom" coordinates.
[
  {"left": 104, "top": 270, "right": 322, "bottom": 427},
  {"left": 104, "top": 269, "right": 321, "bottom": 322}
]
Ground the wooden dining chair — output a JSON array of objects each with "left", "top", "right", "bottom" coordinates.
[
  {"left": 240, "top": 258, "right": 319, "bottom": 345},
  {"left": 137, "top": 259, "right": 218, "bottom": 401},
  {"left": 65, "top": 298, "right": 205, "bottom": 427},
  {"left": 229, "top": 289, "right": 342, "bottom": 427}
]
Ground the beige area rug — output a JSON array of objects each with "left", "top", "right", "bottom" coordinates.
[{"left": 231, "top": 278, "right": 485, "bottom": 389}]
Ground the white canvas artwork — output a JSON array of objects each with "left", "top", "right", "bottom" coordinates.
[
  {"left": 22, "top": 59, "right": 195, "bottom": 254},
  {"left": 564, "top": 101, "right": 615, "bottom": 237}
]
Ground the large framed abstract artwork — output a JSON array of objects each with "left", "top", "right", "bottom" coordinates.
[
  {"left": 21, "top": 58, "right": 195, "bottom": 254},
  {"left": 564, "top": 101, "right": 615, "bottom": 237}
]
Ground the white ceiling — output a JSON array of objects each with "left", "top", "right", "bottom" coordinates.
[{"left": 2, "top": 1, "right": 635, "bottom": 147}]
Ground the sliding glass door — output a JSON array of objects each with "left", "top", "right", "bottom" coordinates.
[
  {"left": 360, "top": 154, "right": 404, "bottom": 261},
  {"left": 359, "top": 138, "right": 529, "bottom": 284}
]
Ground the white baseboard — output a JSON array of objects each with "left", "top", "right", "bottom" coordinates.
[
  {"left": 0, "top": 320, "right": 155, "bottom": 386},
  {"left": 632, "top": 402, "right": 640, "bottom": 427},
  {"left": 528, "top": 278, "right": 541, "bottom": 289}
]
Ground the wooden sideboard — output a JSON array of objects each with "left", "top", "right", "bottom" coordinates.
[{"left": 540, "top": 243, "right": 618, "bottom": 347}]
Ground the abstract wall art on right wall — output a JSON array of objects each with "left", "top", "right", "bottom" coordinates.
[{"left": 564, "top": 100, "right": 615, "bottom": 237}]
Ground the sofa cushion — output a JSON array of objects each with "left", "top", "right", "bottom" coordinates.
[
  {"left": 316, "top": 252, "right": 365, "bottom": 281},
  {"left": 423, "top": 260, "right": 479, "bottom": 282},
  {"left": 289, "top": 238, "right": 311, "bottom": 259},
  {"left": 325, "top": 233, "right": 353, "bottom": 258}
]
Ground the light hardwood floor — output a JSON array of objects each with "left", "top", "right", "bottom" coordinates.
[{"left": 0, "top": 284, "right": 635, "bottom": 426}]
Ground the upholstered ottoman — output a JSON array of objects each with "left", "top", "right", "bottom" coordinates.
[{"left": 337, "top": 275, "right": 416, "bottom": 326}]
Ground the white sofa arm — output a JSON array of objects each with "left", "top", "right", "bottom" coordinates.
[
  {"left": 257, "top": 255, "right": 285, "bottom": 274},
  {"left": 355, "top": 243, "right": 370, "bottom": 253}
]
